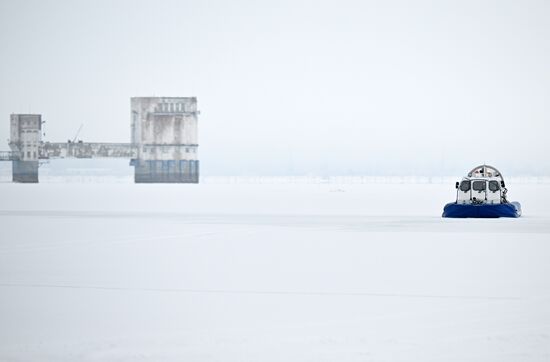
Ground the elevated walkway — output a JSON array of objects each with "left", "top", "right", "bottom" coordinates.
[
  {"left": 40, "top": 142, "right": 138, "bottom": 159},
  {"left": 0, "top": 151, "right": 20, "bottom": 161}
]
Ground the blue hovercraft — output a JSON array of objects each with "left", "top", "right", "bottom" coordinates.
[{"left": 442, "top": 165, "right": 521, "bottom": 218}]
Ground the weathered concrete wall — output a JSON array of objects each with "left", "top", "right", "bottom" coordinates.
[
  {"left": 131, "top": 97, "right": 198, "bottom": 149},
  {"left": 12, "top": 160, "right": 38, "bottom": 183},
  {"left": 131, "top": 97, "right": 199, "bottom": 183}
]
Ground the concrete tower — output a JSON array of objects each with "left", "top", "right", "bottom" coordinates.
[
  {"left": 9, "top": 114, "right": 42, "bottom": 182},
  {"left": 130, "top": 97, "right": 199, "bottom": 183}
]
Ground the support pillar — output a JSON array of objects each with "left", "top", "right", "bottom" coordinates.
[
  {"left": 133, "top": 160, "right": 199, "bottom": 183},
  {"left": 12, "top": 160, "right": 39, "bottom": 183}
]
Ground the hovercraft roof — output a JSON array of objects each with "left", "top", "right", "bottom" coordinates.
[{"left": 467, "top": 165, "right": 504, "bottom": 182}]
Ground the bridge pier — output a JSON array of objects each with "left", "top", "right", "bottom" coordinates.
[
  {"left": 133, "top": 160, "right": 199, "bottom": 183},
  {"left": 4, "top": 97, "right": 200, "bottom": 184},
  {"left": 9, "top": 114, "right": 41, "bottom": 183},
  {"left": 131, "top": 97, "right": 200, "bottom": 184}
]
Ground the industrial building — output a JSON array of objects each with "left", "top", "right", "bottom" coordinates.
[
  {"left": 131, "top": 97, "right": 199, "bottom": 183},
  {"left": 9, "top": 114, "right": 42, "bottom": 182},
  {"left": 0, "top": 97, "right": 199, "bottom": 183}
]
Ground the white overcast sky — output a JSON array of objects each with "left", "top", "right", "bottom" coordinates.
[{"left": 0, "top": 0, "right": 548, "bottom": 176}]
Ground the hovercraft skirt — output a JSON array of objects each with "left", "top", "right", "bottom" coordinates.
[{"left": 442, "top": 202, "right": 521, "bottom": 218}]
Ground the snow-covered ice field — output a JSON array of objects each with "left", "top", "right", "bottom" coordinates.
[{"left": 1, "top": 180, "right": 549, "bottom": 361}]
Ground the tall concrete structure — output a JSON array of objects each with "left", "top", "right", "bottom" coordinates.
[
  {"left": 9, "top": 114, "right": 41, "bottom": 182},
  {"left": 131, "top": 97, "right": 199, "bottom": 183},
  {"left": 1, "top": 97, "right": 200, "bottom": 183}
]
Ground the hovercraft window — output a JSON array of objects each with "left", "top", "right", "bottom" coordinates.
[
  {"left": 459, "top": 181, "right": 471, "bottom": 192},
  {"left": 488, "top": 181, "right": 500, "bottom": 192},
  {"left": 472, "top": 181, "right": 486, "bottom": 191}
]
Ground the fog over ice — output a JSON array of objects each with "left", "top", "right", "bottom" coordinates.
[{"left": 0, "top": 0, "right": 548, "bottom": 176}]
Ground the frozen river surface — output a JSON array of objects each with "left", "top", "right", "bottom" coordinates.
[{"left": 1, "top": 181, "right": 549, "bottom": 361}]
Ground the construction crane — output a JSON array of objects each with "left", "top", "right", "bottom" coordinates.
[{"left": 70, "top": 124, "right": 83, "bottom": 143}]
